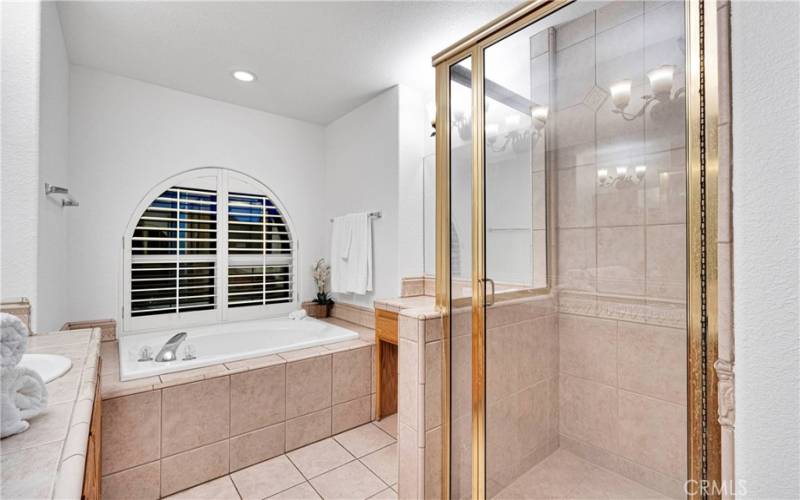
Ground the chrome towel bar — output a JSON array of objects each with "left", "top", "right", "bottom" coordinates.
[
  {"left": 329, "top": 211, "right": 381, "bottom": 222},
  {"left": 44, "top": 183, "right": 79, "bottom": 207}
]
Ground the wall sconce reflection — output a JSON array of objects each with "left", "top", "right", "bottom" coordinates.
[
  {"left": 427, "top": 102, "right": 437, "bottom": 137},
  {"left": 453, "top": 110, "right": 472, "bottom": 142},
  {"left": 487, "top": 105, "right": 548, "bottom": 154},
  {"left": 610, "top": 65, "right": 685, "bottom": 121},
  {"left": 598, "top": 165, "right": 646, "bottom": 189}
]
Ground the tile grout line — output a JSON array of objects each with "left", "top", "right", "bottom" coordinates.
[
  {"left": 357, "top": 441, "right": 398, "bottom": 489},
  {"left": 287, "top": 438, "right": 357, "bottom": 481},
  {"left": 227, "top": 473, "right": 244, "bottom": 500},
  {"left": 371, "top": 419, "right": 398, "bottom": 441}
]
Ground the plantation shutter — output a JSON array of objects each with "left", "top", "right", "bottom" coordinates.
[
  {"left": 227, "top": 192, "right": 294, "bottom": 307},
  {"left": 130, "top": 187, "right": 217, "bottom": 316}
]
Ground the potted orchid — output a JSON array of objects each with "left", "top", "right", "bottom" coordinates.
[{"left": 306, "top": 258, "right": 334, "bottom": 318}]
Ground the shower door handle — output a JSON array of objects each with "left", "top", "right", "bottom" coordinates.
[{"left": 483, "top": 278, "right": 496, "bottom": 307}]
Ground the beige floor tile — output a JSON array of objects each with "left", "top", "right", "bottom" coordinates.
[
  {"left": 231, "top": 455, "right": 305, "bottom": 500},
  {"left": 334, "top": 423, "right": 395, "bottom": 458},
  {"left": 493, "top": 449, "right": 667, "bottom": 500},
  {"left": 268, "top": 482, "right": 322, "bottom": 499},
  {"left": 165, "top": 476, "right": 241, "bottom": 499},
  {"left": 367, "top": 488, "right": 398, "bottom": 500},
  {"left": 288, "top": 438, "right": 355, "bottom": 479},
  {"left": 578, "top": 465, "right": 668, "bottom": 499},
  {"left": 309, "top": 461, "right": 386, "bottom": 500},
  {"left": 373, "top": 413, "right": 397, "bottom": 439},
  {"left": 359, "top": 444, "right": 397, "bottom": 486}
]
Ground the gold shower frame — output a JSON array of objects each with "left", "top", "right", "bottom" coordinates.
[{"left": 433, "top": 0, "right": 721, "bottom": 498}]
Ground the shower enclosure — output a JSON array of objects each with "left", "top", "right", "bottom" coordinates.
[{"left": 434, "top": 0, "right": 721, "bottom": 498}]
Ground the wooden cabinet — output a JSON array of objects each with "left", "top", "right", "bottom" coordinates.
[
  {"left": 374, "top": 308, "right": 398, "bottom": 420},
  {"left": 82, "top": 367, "right": 102, "bottom": 500}
]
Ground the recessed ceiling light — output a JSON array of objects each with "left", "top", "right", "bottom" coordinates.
[{"left": 232, "top": 70, "right": 256, "bottom": 82}]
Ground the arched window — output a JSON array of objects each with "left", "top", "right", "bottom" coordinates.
[{"left": 123, "top": 168, "right": 296, "bottom": 331}]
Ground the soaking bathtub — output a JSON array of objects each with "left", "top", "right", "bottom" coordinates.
[{"left": 117, "top": 316, "right": 359, "bottom": 381}]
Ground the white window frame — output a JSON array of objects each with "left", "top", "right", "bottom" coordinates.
[{"left": 122, "top": 168, "right": 299, "bottom": 334}]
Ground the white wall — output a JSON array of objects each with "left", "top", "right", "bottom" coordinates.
[
  {"left": 1, "top": 2, "right": 42, "bottom": 329},
  {"left": 37, "top": 2, "right": 70, "bottom": 332},
  {"left": 731, "top": 1, "right": 800, "bottom": 498},
  {"left": 67, "top": 66, "right": 327, "bottom": 328},
  {"left": 397, "top": 85, "right": 429, "bottom": 281},
  {"left": 324, "top": 87, "right": 401, "bottom": 307}
]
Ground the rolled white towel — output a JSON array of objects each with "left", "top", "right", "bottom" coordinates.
[
  {"left": 289, "top": 309, "right": 308, "bottom": 321},
  {"left": 2, "top": 366, "right": 47, "bottom": 420},
  {"left": 1, "top": 313, "right": 29, "bottom": 369},
  {"left": 1, "top": 393, "right": 29, "bottom": 438}
]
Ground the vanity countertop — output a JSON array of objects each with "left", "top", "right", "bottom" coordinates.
[
  {"left": 373, "top": 295, "right": 436, "bottom": 313},
  {"left": 0, "top": 328, "right": 102, "bottom": 500}
]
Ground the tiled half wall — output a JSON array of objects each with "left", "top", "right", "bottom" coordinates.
[{"left": 100, "top": 343, "right": 375, "bottom": 498}]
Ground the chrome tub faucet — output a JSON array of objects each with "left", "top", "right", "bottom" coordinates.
[{"left": 155, "top": 332, "right": 188, "bottom": 362}]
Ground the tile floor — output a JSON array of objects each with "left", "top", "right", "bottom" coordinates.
[
  {"left": 167, "top": 416, "right": 665, "bottom": 500},
  {"left": 493, "top": 449, "right": 669, "bottom": 499},
  {"left": 166, "top": 414, "right": 399, "bottom": 500}
]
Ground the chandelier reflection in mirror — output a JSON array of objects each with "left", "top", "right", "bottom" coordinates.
[
  {"left": 486, "top": 105, "right": 548, "bottom": 154},
  {"left": 610, "top": 65, "right": 685, "bottom": 121}
]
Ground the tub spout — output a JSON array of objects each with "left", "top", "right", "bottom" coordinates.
[{"left": 155, "top": 332, "right": 188, "bottom": 362}]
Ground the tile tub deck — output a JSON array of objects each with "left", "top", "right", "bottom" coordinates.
[{"left": 99, "top": 318, "right": 378, "bottom": 498}]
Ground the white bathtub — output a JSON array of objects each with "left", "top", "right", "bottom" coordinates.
[{"left": 118, "top": 317, "right": 359, "bottom": 381}]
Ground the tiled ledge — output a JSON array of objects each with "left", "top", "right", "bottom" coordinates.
[
  {"left": 374, "top": 296, "right": 436, "bottom": 314},
  {"left": 329, "top": 302, "right": 376, "bottom": 329},
  {"left": 99, "top": 318, "right": 377, "bottom": 499},
  {"left": 399, "top": 276, "right": 436, "bottom": 298},
  {"left": 1, "top": 328, "right": 102, "bottom": 500}
]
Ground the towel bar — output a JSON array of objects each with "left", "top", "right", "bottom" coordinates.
[
  {"left": 44, "top": 183, "right": 79, "bottom": 207},
  {"left": 329, "top": 211, "right": 381, "bottom": 222}
]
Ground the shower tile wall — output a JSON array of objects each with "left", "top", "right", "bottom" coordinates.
[
  {"left": 486, "top": 297, "right": 559, "bottom": 498},
  {"left": 449, "top": 297, "right": 559, "bottom": 500},
  {"left": 549, "top": 2, "right": 687, "bottom": 498}
]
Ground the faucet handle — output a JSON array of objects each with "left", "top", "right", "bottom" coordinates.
[
  {"left": 182, "top": 344, "right": 197, "bottom": 361},
  {"left": 138, "top": 345, "right": 154, "bottom": 362}
]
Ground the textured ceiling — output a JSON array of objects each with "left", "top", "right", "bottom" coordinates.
[{"left": 58, "top": 1, "right": 519, "bottom": 124}]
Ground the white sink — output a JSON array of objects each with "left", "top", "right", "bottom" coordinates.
[{"left": 18, "top": 354, "right": 72, "bottom": 383}]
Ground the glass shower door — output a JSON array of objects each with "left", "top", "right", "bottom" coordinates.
[
  {"left": 482, "top": 15, "right": 554, "bottom": 500},
  {"left": 447, "top": 55, "right": 475, "bottom": 500},
  {"left": 438, "top": 0, "right": 719, "bottom": 498},
  {"left": 480, "top": 1, "right": 690, "bottom": 498}
]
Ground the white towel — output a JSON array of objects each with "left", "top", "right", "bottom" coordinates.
[
  {"left": 2, "top": 366, "right": 47, "bottom": 419},
  {"left": 330, "top": 215, "right": 353, "bottom": 294},
  {"left": 1, "top": 393, "right": 29, "bottom": 438},
  {"left": 330, "top": 212, "right": 374, "bottom": 295},
  {"left": 288, "top": 309, "right": 307, "bottom": 321},
  {"left": 345, "top": 212, "right": 373, "bottom": 295},
  {"left": 1, "top": 366, "right": 47, "bottom": 438},
  {"left": 1, "top": 313, "right": 28, "bottom": 369}
]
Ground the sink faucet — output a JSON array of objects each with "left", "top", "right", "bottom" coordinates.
[{"left": 155, "top": 332, "right": 188, "bottom": 362}]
